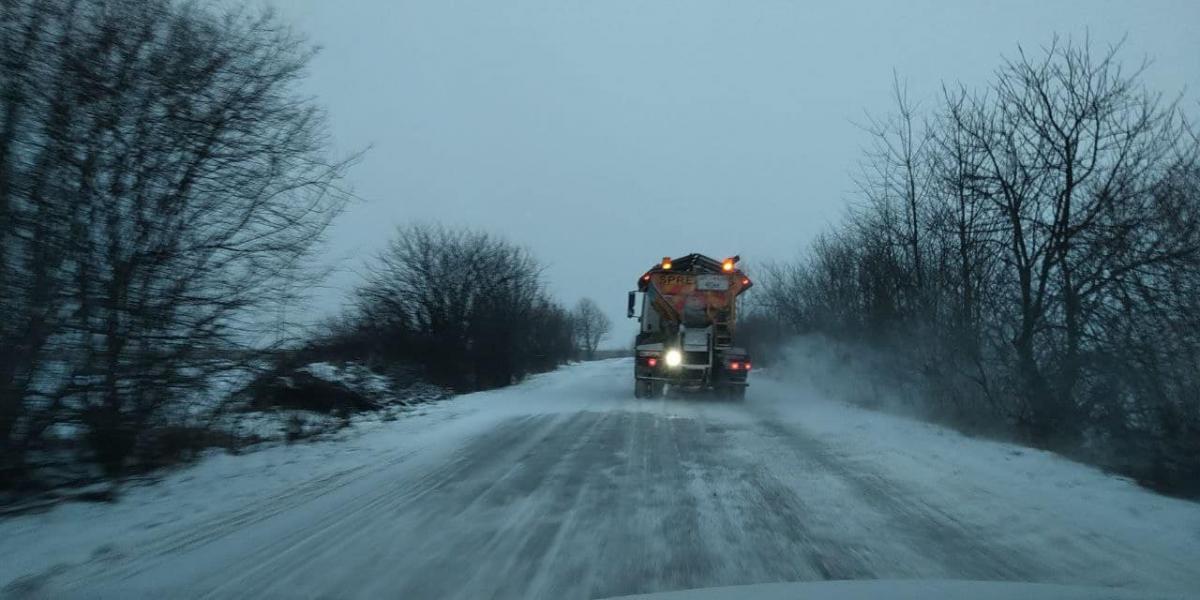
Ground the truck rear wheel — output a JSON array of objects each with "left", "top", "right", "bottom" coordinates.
[
  {"left": 724, "top": 385, "right": 745, "bottom": 401},
  {"left": 634, "top": 380, "right": 651, "bottom": 399}
]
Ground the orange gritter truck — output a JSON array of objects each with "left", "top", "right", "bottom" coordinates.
[{"left": 626, "top": 253, "right": 753, "bottom": 399}]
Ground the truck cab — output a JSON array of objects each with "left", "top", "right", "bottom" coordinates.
[{"left": 627, "top": 254, "right": 752, "bottom": 399}]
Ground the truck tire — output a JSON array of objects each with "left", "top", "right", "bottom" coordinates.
[
  {"left": 650, "top": 381, "right": 665, "bottom": 398},
  {"left": 725, "top": 385, "right": 745, "bottom": 401},
  {"left": 634, "top": 380, "right": 651, "bottom": 399}
]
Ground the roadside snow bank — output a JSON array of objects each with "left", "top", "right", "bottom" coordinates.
[
  {"left": 0, "top": 364, "right": 583, "bottom": 593},
  {"left": 0, "top": 389, "right": 483, "bottom": 593},
  {"left": 753, "top": 350, "right": 1200, "bottom": 591},
  {"left": 219, "top": 361, "right": 452, "bottom": 444}
]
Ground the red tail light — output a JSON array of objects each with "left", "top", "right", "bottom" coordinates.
[{"left": 647, "top": 357, "right": 658, "bottom": 367}]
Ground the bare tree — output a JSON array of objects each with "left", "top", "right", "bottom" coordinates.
[
  {"left": 352, "top": 224, "right": 575, "bottom": 390},
  {"left": 959, "top": 38, "right": 1194, "bottom": 443},
  {"left": 572, "top": 298, "right": 611, "bottom": 360},
  {"left": 757, "top": 36, "right": 1200, "bottom": 493},
  {"left": 1, "top": 0, "right": 353, "bottom": 485},
  {"left": 856, "top": 73, "right": 934, "bottom": 304}
]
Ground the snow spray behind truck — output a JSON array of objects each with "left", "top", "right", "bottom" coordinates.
[{"left": 626, "top": 253, "right": 753, "bottom": 399}]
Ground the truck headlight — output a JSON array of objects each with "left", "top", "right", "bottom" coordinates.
[{"left": 665, "top": 349, "right": 682, "bottom": 368}]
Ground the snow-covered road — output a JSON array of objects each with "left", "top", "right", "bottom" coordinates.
[{"left": 3, "top": 359, "right": 1200, "bottom": 599}]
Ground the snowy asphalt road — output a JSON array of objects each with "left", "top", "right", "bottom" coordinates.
[{"left": 5, "top": 358, "right": 1200, "bottom": 599}]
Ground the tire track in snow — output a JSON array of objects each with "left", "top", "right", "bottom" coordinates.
[
  {"left": 390, "top": 411, "right": 611, "bottom": 599},
  {"left": 19, "top": 451, "right": 409, "bottom": 594},
  {"left": 199, "top": 413, "right": 573, "bottom": 599},
  {"left": 750, "top": 414, "right": 1044, "bottom": 582},
  {"left": 41, "top": 415, "right": 561, "bottom": 598},
  {"left": 656, "top": 405, "right": 876, "bottom": 585}
]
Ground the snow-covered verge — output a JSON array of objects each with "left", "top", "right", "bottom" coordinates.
[
  {"left": 762, "top": 334, "right": 1200, "bottom": 498},
  {"left": 753, "top": 352, "right": 1200, "bottom": 591},
  {"left": 0, "top": 361, "right": 451, "bottom": 514},
  {"left": 0, "top": 377, "right": 504, "bottom": 593},
  {"left": 0, "top": 363, "right": 572, "bottom": 595},
  {"left": 215, "top": 361, "right": 452, "bottom": 444}
]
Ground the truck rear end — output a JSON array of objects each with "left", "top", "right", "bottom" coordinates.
[{"left": 626, "top": 254, "right": 752, "bottom": 399}]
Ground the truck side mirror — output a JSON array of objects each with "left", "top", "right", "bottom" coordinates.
[{"left": 627, "top": 291, "right": 637, "bottom": 319}]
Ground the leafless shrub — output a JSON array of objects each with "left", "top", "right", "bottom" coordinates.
[
  {"left": 572, "top": 298, "right": 611, "bottom": 360},
  {"left": 344, "top": 224, "right": 576, "bottom": 391}
]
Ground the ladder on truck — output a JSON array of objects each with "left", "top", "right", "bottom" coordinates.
[{"left": 713, "top": 315, "right": 733, "bottom": 350}]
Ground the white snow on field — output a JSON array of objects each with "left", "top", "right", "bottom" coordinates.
[
  {"left": 0, "top": 358, "right": 1198, "bottom": 597},
  {"left": 298, "top": 361, "right": 399, "bottom": 397},
  {"left": 297, "top": 361, "right": 340, "bottom": 381}
]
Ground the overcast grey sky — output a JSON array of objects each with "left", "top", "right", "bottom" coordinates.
[{"left": 278, "top": 0, "right": 1199, "bottom": 347}]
